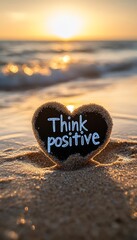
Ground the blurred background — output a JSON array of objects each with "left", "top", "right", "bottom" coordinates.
[{"left": 0, "top": 0, "right": 137, "bottom": 155}]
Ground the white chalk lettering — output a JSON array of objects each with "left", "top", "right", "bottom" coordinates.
[
  {"left": 72, "top": 120, "right": 79, "bottom": 131},
  {"left": 46, "top": 114, "right": 101, "bottom": 153},
  {"left": 48, "top": 114, "right": 88, "bottom": 133},
  {"left": 62, "top": 135, "right": 69, "bottom": 147},
  {"left": 47, "top": 137, "right": 55, "bottom": 153},
  {"left": 47, "top": 117, "right": 60, "bottom": 132},
  {"left": 56, "top": 137, "right": 62, "bottom": 147},
  {"left": 60, "top": 114, "right": 67, "bottom": 132},
  {"left": 72, "top": 132, "right": 80, "bottom": 146},
  {"left": 92, "top": 132, "right": 100, "bottom": 145},
  {"left": 84, "top": 133, "right": 92, "bottom": 144},
  {"left": 79, "top": 115, "right": 88, "bottom": 131}
]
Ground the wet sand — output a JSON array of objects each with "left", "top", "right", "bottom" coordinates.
[{"left": 0, "top": 140, "right": 137, "bottom": 240}]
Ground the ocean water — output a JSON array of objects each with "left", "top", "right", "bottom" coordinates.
[
  {"left": 0, "top": 40, "right": 137, "bottom": 89},
  {"left": 0, "top": 40, "right": 137, "bottom": 158}
]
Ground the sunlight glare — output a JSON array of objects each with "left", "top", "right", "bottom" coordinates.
[
  {"left": 67, "top": 105, "right": 74, "bottom": 113},
  {"left": 47, "top": 11, "right": 82, "bottom": 39},
  {"left": 62, "top": 55, "right": 71, "bottom": 63},
  {"left": 23, "top": 65, "right": 33, "bottom": 76},
  {"left": 4, "top": 64, "right": 19, "bottom": 74}
]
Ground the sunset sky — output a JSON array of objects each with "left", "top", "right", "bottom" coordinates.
[{"left": 0, "top": 0, "right": 137, "bottom": 40}]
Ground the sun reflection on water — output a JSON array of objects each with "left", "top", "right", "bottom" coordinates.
[
  {"left": 2, "top": 54, "right": 72, "bottom": 76},
  {"left": 3, "top": 63, "right": 19, "bottom": 74},
  {"left": 49, "top": 54, "right": 71, "bottom": 70},
  {"left": 22, "top": 65, "right": 33, "bottom": 76},
  {"left": 62, "top": 55, "right": 71, "bottom": 63}
]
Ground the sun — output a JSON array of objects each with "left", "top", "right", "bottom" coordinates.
[{"left": 47, "top": 11, "right": 82, "bottom": 39}]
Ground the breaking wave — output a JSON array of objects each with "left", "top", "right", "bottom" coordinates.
[
  {"left": 0, "top": 40, "right": 137, "bottom": 90},
  {"left": 0, "top": 58, "right": 137, "bottom": 90}
]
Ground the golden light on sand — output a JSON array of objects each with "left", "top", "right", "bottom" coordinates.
[
  {"left": 67, "top": 105, "right": 74, "bottom": 113},
  {"left": 47, "top": 11, "right": 82, "bottom": 39}
]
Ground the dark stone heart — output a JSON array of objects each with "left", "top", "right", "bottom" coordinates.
[{"left": 32, "top": 102, "right": 112, "bottom": 167}]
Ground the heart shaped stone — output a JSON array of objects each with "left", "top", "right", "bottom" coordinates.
[{"left": 32, "top": 102, "right": 112, "bottom": 169}]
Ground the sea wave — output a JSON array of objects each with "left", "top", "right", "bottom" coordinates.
[
  {"left": 0, "top": 58, "right": 137, "bottom": 90},
  {"left": 1, "top": 40, "right": 137, "bottom": 56},
  {"left": 1, "top": 40, "right": 137, "bottom": 91}
]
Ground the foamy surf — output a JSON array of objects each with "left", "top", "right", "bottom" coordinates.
[{"left": 0, "top": 40, "right": 137, "bottom": 90}]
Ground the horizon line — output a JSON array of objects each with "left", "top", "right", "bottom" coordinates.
[{"left": 0, "top": 38, "right": 137, "bottom": 42}]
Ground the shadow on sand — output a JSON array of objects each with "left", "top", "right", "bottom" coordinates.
[{"left": 0, "top": 141, "right": 137, "bottom": 240}]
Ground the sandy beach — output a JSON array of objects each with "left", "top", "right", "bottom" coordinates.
[
  {"left": 0, "top": 40, "right": 137, "bottom": 239},
  {"left": 0, "top": 140, "right": 137, "bottom": 240}
]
